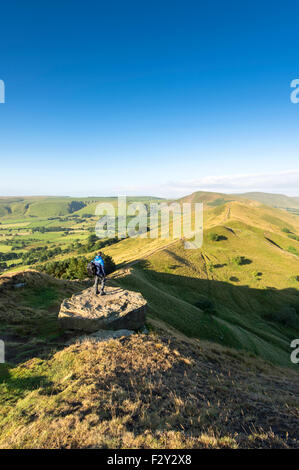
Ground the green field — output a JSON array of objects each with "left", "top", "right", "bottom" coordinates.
[{"left": 1, "top": 193, "right": 299, "bottom": 367}]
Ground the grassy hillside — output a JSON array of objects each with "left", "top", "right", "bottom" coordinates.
[
  {"left": 177, "top": 190, "right": 235, "bottom": 206},
  {"left": 236, "top": 192, "right": 299, "bottom": 210},
  {"left": 1, "top": 191, "right": 299, "bottom": 449},
  {"left": 102, "top": 199, "right": 299, "bottom": 367},
  {"left": 177, "top": 189, "right": 299, "bottom": 212},
  {"left": 1, "top": 193, "right": 299, "bottom": 368},
  {"left": 0, "top": 275, "right": 298, "bottom": 449},
  {"left": 0, "top": 196, "right": 167, "bottom": 219},
  {"left": 0, "top": 197, "right": 87, "bottom": 218}
]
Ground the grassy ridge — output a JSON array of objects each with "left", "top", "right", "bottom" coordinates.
[
  {"left": 0, "top": 325, "right": 298, "bottom": 448},
  {"left": 1, "top": 192, "right": 299, "bottom": 367},
  {"left": 236, "top": 192, "right": 299, "bottom": 210},
  {"left": 105, "top": 199, "right": 299, "bottom": 367}
]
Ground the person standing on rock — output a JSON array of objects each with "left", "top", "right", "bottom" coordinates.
[{"left": 92, "top": 252, "right": 106, "bottom": 295}]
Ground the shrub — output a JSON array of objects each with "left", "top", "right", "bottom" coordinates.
[
  {"left": 195, "top": 296, "right": 216, "bottom": 313},
  {"left": 77, "top": 235, "right": 120, "bottom": 254},
  {"left": 209, "top": 233, "right": 221, "bottom": 241},
  {"left": 0, "top": 252, "right": 22, "bottom": 261},
  {"left": 252, "top": 271, "right": 262, "bottom": 278},
  {"left": 232, "top": 256, "right": 252, "bottom": 266},
  {"left": 208, "top": 232, "right": 228, "bottom": 242},
  {"left": 99, "top": 253, "right": 116, "bottom": 275},
  {"left": 207, "top": 262, "right": 214, "bottom": 273},
  {"left": 288, "top": 234, "right": 299, "bottom": 241},
  {"left": 38, "top": 254, "right": 116, "bottom": 280},
  {"left": 264, "top": 306, "right": 299, "bottom": 329}
]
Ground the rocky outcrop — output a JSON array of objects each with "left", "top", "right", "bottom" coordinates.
[{"left": 58, "top": 286, "right": 147, "bottom": 332}]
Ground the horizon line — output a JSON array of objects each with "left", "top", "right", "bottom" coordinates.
[{"left": 0, "top": 190, "right": 299, "bottom": 199}]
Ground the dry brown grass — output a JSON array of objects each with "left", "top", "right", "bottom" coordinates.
[{"left": 0, "top": 328, "right": 298, "bottom": 449}]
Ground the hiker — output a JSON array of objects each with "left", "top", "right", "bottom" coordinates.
[{"left": 92, "top": 252, "right": 106, "bottom": 295}]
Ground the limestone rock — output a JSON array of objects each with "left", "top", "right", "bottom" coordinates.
[{"left": 58, "top": 286, "right": 147, "bottom": 332}]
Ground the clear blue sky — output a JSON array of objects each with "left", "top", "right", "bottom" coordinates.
[{"left": 0, "top": 1, "right": 299, "bottom": 197}]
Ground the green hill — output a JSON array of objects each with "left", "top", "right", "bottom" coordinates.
[
  {"left": 0, "top": 195, "right": 167, "bottom": 219},
  {"left": 103, "top": 198, "right": 299, "bottom": 367},
  {"left": 236, "top": 192, "right": 299, "bottom": 210},
  {"left": 177, "top": 190, "right": 235, "bottom": 206},
  {"left": 0, "top": 197, "right": 87, "bottom": 218},
  {"left": 176, "top": 189, "right": 299, "bottom": 212}
]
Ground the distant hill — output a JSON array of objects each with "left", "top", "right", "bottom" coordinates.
[
  {"left": 177, "top": 190, "right": 235, "bottom": 206},
  {"left": 0, "top": 197, "right": 88, "bottom": 218},
  {"left": 1, "top": 192, "right": 299, "bottom": 217},
  {"left": 176, "top": 190, "right": 299, "bottom": 211},
  {"left": 236, "top": 192, "right": 299, "bottom": 210},
  {"left": 0, "top": 195, "right": 166, "bottom": 218}
]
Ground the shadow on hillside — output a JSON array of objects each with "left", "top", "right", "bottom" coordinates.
[
  {"left": 116, "top": 259, "right": 299, "bottom": 339},
  {"left": 0, "top": 363, "right": 52, "bottom": 394},
  {"left": 0, "top": 273, "right": 92, "bottom": 365}
]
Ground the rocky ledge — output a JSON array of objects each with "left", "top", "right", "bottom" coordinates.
[{"left": 58, "top": 286, "right": 147, "bottom": 332}]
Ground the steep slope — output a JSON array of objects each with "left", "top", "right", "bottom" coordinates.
[
  {"left": 205, "top": 199, "right": 299, "bottom": 233},
  {"left": 104, "top": 200, "right": 299, "bottom": 366},
  {"left": 0, "top": 324, "right": 298, "bottom": 449},
  {"left": 0, "top": 267, "right": 298, "bottom": 449}
]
